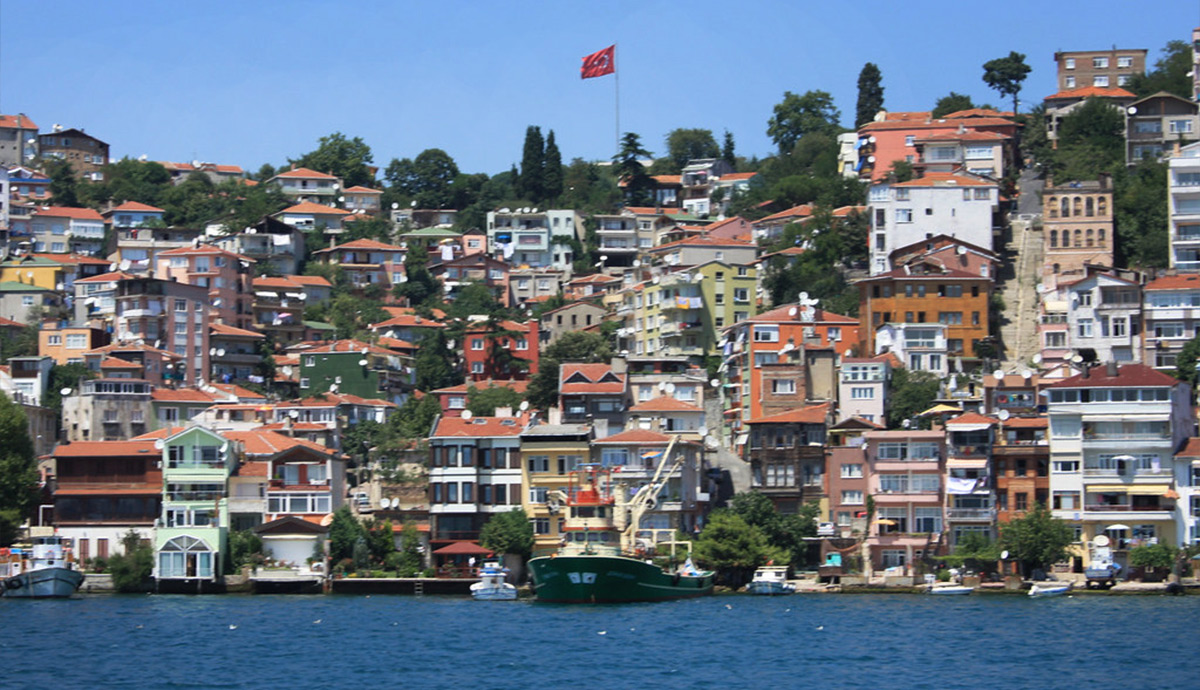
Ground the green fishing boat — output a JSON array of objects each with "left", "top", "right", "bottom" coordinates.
[{"left": 529, "top": 438, "right": 713, "bottom": 604}]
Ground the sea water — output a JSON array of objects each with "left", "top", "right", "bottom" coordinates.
[{"left": 2, "top": 593, "right": 1198, "bottom": 689}]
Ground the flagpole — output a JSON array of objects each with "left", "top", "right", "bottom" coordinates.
[{"left": 614, "top": 43, "right": 620, "bottom": 159}]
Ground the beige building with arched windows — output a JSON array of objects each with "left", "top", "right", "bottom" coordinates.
[{"left": 1042, "top": 176, "right": 1114, "bottom": 290}]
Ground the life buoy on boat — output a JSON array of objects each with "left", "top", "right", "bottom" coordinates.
[{"left": 6, "top": 577, "right": 22, "bottom": 589}]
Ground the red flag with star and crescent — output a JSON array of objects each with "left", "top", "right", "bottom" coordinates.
[{"left": 581, "top": 45, "right": 615, "bottom": 79}]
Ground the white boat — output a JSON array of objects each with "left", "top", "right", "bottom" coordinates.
[
  {"left": 0, "top": 536, "right": 84, "bottom": 599},
  {"left": 925, "top": 583, "right": 975, "bottom": 595},
  {"left": 470, "top": 561, "right": 517, "bottom": 601},
  {"left": 747, "top": 566, "right": 795, "bottom": 595},
  {"left": 1028, "top": 582, "right": 1071, "bottom": 598}
]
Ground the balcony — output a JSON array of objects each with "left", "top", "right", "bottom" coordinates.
[
  {"left": 1082, "top": 468, "right": 1173, "bottom": 478},
  {"left": 946, "top": 508, "right": 995, "bottom": 520},
  {"left": 949, "top": 445, "right": 989, "bottom": 458},
  {"left": 1083, "top": 503, "right": 1171, "bottom": 513},
  {"left": 1174, "top": 261, "right": 1200, "bottom": 271},
  {"left": 165, "top": 490, "right": 225, "bottom": 502}
]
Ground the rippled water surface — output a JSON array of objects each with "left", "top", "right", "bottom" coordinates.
[{"left": 3, "top": 592, "right": 1198, "bottom": 689}]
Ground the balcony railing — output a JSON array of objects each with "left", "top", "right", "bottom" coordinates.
[
  {"left": 1084, "top": 504, "right": 1171, "bottom": 512},
  {"left": 165, "top": 490, "right": 225, "bottom": 502},
  {"left": 946, "top": 508, "right": 995, "bottom": 520},
  {"left": 949, "top": 445, "right": 989, "bottom": 457},
  {"left": 1082, "top": 468, "right": 1172, "bottom": 477}
]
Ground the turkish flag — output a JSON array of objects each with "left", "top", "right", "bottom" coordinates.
[{"left": 581, "top": 45, "right": 615, "bottom": 79}]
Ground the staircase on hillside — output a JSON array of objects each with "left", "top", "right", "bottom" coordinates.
[{"left": 996, "top": 218, "right": 1043, "bottom": 368}]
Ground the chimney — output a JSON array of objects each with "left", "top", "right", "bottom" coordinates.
[
  {"left": 494, "top": 406, "right": 513, "bottom": 418},
  {"left": 1106, "top": 361, "right": 1118, "bottom": 378}
]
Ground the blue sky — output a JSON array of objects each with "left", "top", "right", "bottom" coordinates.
[{"left": 1, "top": 1, "right": 1194, "bottom": 177}]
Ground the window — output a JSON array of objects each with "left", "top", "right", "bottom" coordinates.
[
  {"left": 471, "top": 362, "right": 484, "bottom": 374},
  {"left": 938, "top": 285, "right": 963, "bottom": 298},
  {"left": 904, "top": 135, "right": 915, "bottom": 147},
  {"left": 531, "top": 518, "right": 550, "bottom": 534},
  {"left": 753, "top": 326, "right": 780, "bottom": 343},
  {"left": 1092, "top": 56, "right": 1109, "bottom": 68},
  {"left": 528, "top": 486, "right": 548, "bottom": 504},
  {"left": 938, "top": 312, "right": 963, "bottom": 325},
  {"left": 1155, "top": 322, "right": 1185, "bottom": 339},
  {"left": 734, "top": 288, "right": 749, "bottom": 303},
  {"left": 527, "top": 455, "right": 550, "bottom": 473},
  {"left": 174, "top": 299, "right": 187, "bottom": 312},
  {"left": 772, "top": 379, "right": 796, "bottom": 394},
  {"left": 895, "top": 188, "right": 911, "bottom": 201},
  {"left": 1117, "top": 56, "right": 1133, "bottom": 68},
  {"left": 1065, "top": 76, "right": 1076, "bottom": 88},
  {"left": 1045, "top": 331, "right": 1066, "bottom": 348},
  {"left": 471, "top": 338, "right": 484, "bottom": 350},
  {"left": 841, "top": 464, "right": 863, "bottom": 478},
  {"left": 1093, "top": 75, "right": 1109, "bottom": 87},
  {"left": 851, "top": 387, "right": 874, "bottom": 400},
  {"left": 448, "top": 396, "right": 466, "bottom": 410},
  {"left": 1077, "top": 319, "right": 1093, "bottom": 338},
  {"left": 841, "top": 490, "right": 863, "bottom": 505},
  {"left": 1169, "top": 120, "right": 1194, "bottom": 134},
  {"left": 895, "top": 209, "right": 913, "bottom": 223},
  {"left": 913, "top": 507, "right": 942, "bottom": 533},
  {"left": 1110, "top": 317, "right": 1126, "bottom": 338},
  {"left": 1065, "top": 58, "right": 1076, "bottom": 69},
  {"left": 65, "top": 333, "right": 87, "bottom": 349},
  {"left": 973, "top": 188, "right": 990, "bottom": 200}
]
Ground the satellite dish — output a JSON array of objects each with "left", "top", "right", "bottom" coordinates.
[
  {"left": 329, "top": 384, "right": 339, "bottom": 392},
  {"left": 358, "top": 359, "right": 369, "bottom": 366},
  {"left": 665, "top": 382, "right": 676, "bottom": 394},
  {"left": 1093, "top": 534, "right": 1110, "bottom": 547},
  {"left": 1070, "top": 353, "right": 1084, "bottom": 365},
  {"left": 289, "top": 409, "right": 300, "bottom": 419},
  {"left": 798, "top": 292, "right": 809, "bottom": 302},
  {"left": 282, "top": 366, "right": 293, "bottom": 376},
  {"left": 154, "top": 439, "right": 165, "bottom": 450},
  {"left": 109, "top": 262, "right": 118, "bottom": 271},
  {"left": 209, "top": 348, "right": 217, "bottom": 356},
  {"left": 957, "top": 245, "right": 967, "bottom": 255},
  {"left": 901, "top": 419, "right": 912, "bottom": 429},
  {"left": 461, "top": 410, "right": 473, "bottom": 420},
  {"left": 217, "top": 348, "right": 226, "bottom": 357},
  {"left": 1032, "top": 353, "right": 1043, "bottom": 364},
  {"left": 60, "top": 387, "right": 72, "bottom": 396},
  {"left": 658, "top": 382, "right": 667, "bottom": 391},
  {"left": 1000, "top": 550, "right": 1010, "bottom": 560},
  {"left": 600, "top": 255, "right": 608, "bottom": 262},
  {"left": 992, "top": 369, "right": 1004, "bottom": 380},
  {"left": 379, "top": 497, "right": 391, "bottom": 509},
  {"left": 788, "top": 307, "right": 798, "bottom": 317},
  {"left": 519, "top": 400, "right": 530, "bottom": 411},
  {"left": 220, "top": 442, "right": 229, "bottom": 453},
  {"left": 319, "top": 513, "right": 335, "bottom": 527},
  {"left": 119, "top": 259, "right": 131, "bottom": 271},
  {"left": 1127, "top": 106, "right": 1138, "bottom": 115},
  {"left": 391, "top": 202, "right": 399, "bottom": 210},
  {"left": 697, "top": 426, "right": 707, "bottom": 437},
  {"left": 633, "top": 260, "right": 641, "bottom": 268},
  {"left": 710, "top": 378, "right": 720, "bottom": 388},
  {"left": 213, "top": 299, "right": 223, "bottom": 307},
  {"left": 338, "top": 196, "right": 345, "bottom": 203},
  {"left": 998, "top": 409, "right": 1011, "bottom": 421},
  {"left": 844, "top": 349, "right": 853, "bottom": 357},
  {"left": 1021, "top": 369, "right": 1032, "bottom": 380}
]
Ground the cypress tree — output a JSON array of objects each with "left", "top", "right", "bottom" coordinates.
[
  {"left": 855, "top": 62, "right": 885, "bottom": 128},
  {"left": 543, "top": 130, "right": 563, "bottom": 202},
  {"left": 518, "top": 125, "right": 544, "bottom": 202}
]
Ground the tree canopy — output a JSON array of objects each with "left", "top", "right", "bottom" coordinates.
[
  {"left": 886, "top": 369, "right": 940, "bottom": 429},
  {"left": 693, "top": 510, "right": 787, "bottom": 586},
  {"left": 385, "top": 148, "right": 460, "bottom": 209},
  {"left": 855, "top": 63, "right": 885, "bottom": 128},
  {"left": 613, "top": 132, "right": 653, "bottom": 207},
  {"left": 981, "top": 52, "right": 1031, "bottom": 113},
  {"left": 467, "top": 384, "right": 525, "bottom": 417},
  {"left": 931, "top": 92, "right": 975, "bottom": 119},
  {"left": 0, "top": 392, "right": 39, "bottom": 545},
  {"left": 998, "top": 504, "right": 1075, "bottom": 576},
  {"left": 1127, "top": 40, "right": 1192, "bottom": 99},
  {"left": 665, "top": 128, "right": 720, "bottom": 172},
  {"left": 291, "top": 132, "right": 375, "bottom": 187},
  {"left": 526, "top": 331, "right": 613, "bottom": 410},
  {"left": 518, "top": 125, "right": 545, "bottom": 202},
  {"left": 479, "top": 508, "right": 535, "bottom": 558},
  {"left": 767, "top": 90, "right": 843, "bottom": 154}
]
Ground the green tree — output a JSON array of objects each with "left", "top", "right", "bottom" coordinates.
[
  {"left": 518, "top": 125, "right": 545, "bottom": 202},
  {"left": 526, "top": 331, "right": 613, "bottom": 409},
  {"left": 1053, "top": 98, "right": 1126, "bottom": 181},
  {"left": 365, "top": 519, "right": 396, "bottom": 564},
  {"left": 560, "top": 158, "right": 622, "bottom": 215},
  {"left": 291, "top": 132, "right": 375, "bottom": 187},
  {"left": 479, "top": 508, "right": 535, "bottom": 559},
  {"left": 393, "top": 244, "right": 442, "bottom": 307},
  {"left": 385, "top": 148, "right": 460, "bottom": 209},
  {"left": 107, "top": 530, "right": 154, "bottom": 592},
  {"left": 414, "top": 329, "right": 462, "bottom": 392},
  {"left": 328, "top": 506, "right": 367, "bottom": 564},
  {"left": 665, "top": 128, "right": 720, "bottom": 172},
  {"left": 888, "top": 159, "right": 915, "bottom": 183},
  {"left": 44, "top": 362, "right": 96, "bottom": 416},
  {"left": 1114, "top": 160, "right": 1169, "bottom": 269},
  {"left": 396, "top": 522, "right": 424, "bottom": 576},
  {"left": 229, "top": 529, "right": 264, "bottom": 569},
  {"left": 1129, "top": 542, "right": 1178, "bottom": 570},
  {"left": 0, "top": 392, "right": 37, "bottom": 545},
  {"left": 722, "top": 130, "right": 737, "bottom": 167},
  {"left": 390, "top": 393, "right": 443, "bottom": 441},
  {"left": 886, "top": 369, "right": 940, "bottom": 429},
  {"left": 693, "top": 511, "right": 787, "bottom": 586},
  {"left": 1175, "top": 333, "right": 1200, "bottom": 387},
  {"left": 941, "top": 532, "right": 1002, "bottom": 570},
  {"left": 467, "top": 384, "right": 524, "bottom": 416},
  {"left": 543, "top": 130, "right": 564, "bottom": 202},
  {"left": 931, "top": 91, "right": 975, "bottom": 119},
  {"left": 981, "top": 51, "right": 1032, "bottom": 113},
  {"left": 855, "top": 63, "right": 885, "bottom": 128},
  {"left": 46, "top": 159, "right": 81, "bottom": 207},
  {"left": 728, "top": 491, "right": 819, "bottom": 566},
  {"left": 766, "top": 90, "right": 842, "bottom": 154},
  {"left": 102, "top": 158, "right": 173, "bottom": 206},
  {"left": 613, "top": 132, "right": 653, "bottom": 206},
  {"left": 445, "top": 281, "right": 505, "bottom": 321},
  {"left": 1127, "top": 40, "right": 1192, "bottom": 99},
  {"left": 998, "top": 503, "right": 1075, "bottom": 576}
]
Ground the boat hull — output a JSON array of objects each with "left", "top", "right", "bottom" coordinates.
[
  {"left": 471, "top": 585, "right": 518, "bottom": 601},
  {"left": 926, "top": 585, "right": 974, "bottom": 595},
  {"left": 2, "top": 567, "right": 84, "bottom": 598},
  {"left": 529, "top": 555, "right": 713, "bottom": 603},
  {"left": 747, "top": 582, "right": 795, "bottom": 595},
  {"left": 1028, "top": 584, "right": 1070, "bottom": 598}
]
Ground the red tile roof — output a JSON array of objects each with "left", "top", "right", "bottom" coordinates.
[
  {"left": 745, "top": 304, "right": 858, "bottom": 325},
  {"left": 33, "top": 206, "right": 104, "bottom": 220},
  {"left": 273, "top": 167, "right": 338, "bottom": 180},
  {"left": 1002, "top": 416, "right": 1047, "bottom": 429},
  {"left": 892, "top": 172, "right": 995, "bottom": 188},
  {"left": 755, "top": 204, "right": 813, "bottom": 224},
  {"left": 158, "top": 245, "right": 254, "bottom": 261},
  {"left": 1046, "top": 363, "right": 1179, "bottom": 389},
  {"left": 53, "top": 440, "right": 159, "bottom": 457},
  {"left": 1144, "top": 274, "right": 1200, "bottom": 291},
  {"left": 1176, "top": 437, "right": 1200, "bottom": 458},
  {"left": 746, "top": 403, "right": 830, "bottom": 425},
  {"left": 0, "top": 114, "right": 37, "bottom": 130},
  {"left": 433, "top": 380, "right": 530, "bottom": 395},
  {"left": 210, "top": 323, "right": 264, "bottom": 339},
  {"left": 210, "top": 383, "right": 266, "bottom": 400},
  {"left": 278, "top": 201, "right": 353, "bottom": 216},
  {"left": 225, "top": 430, "right": 333, "bottom": 457},
  {"left": 651, "top": 175, "right": 682, "bottom": 185},
  {"left": 0, "top": 317, "right": 24, "bottom": 328},
  {"left": 914, "top": 130, "right": 1008, "bottom": 143},
  {"left": 945, "top": 412, "right": 997, "bottom": 427},
  {"left": 1045, "top": 86, "right": 1135, "bottom": 101},
  {"left": 131, "top": 426, "right": 187, "bottom": 440},
  {"left": 648, "top": 235, "right": 757, "bottom": 252},
  {"left": 110, "top": 201, "right": 165, "bottom": 213},
  {"left": 369, "top": 314, "right": 446, "bottom": 330},
  {"left": 312, "top": 238, "right": 406, "bottom": 254},
  {"left": 342, "top": 185, "right": 381, "bottom": 194},
  {"left": 720, "top": 172, "right": 758, "bottom": 181},
  {"left": 944, "top": 108, "right": 1014, "bottom": 119},
  {"left": 628, "top": 396, "right": 703, "bottom": 413},
  {"left": 236, "top": 460, "right": 270, "bottom": 477},
  {"left": 99, "top": 357, "right": 141, "bottom": 370},
  {"left": 76, "top": 271, "right": 134, "bottom": 284},
  {"left": 289, "top": 338, "right": 401, "bottom": 356},
  {"left": 288, "top": 275, "right": 334, "bottom": 287},
  {"left": 86, "top": 342, "right": 182, "bottom": 359},
  {"left": 29, "top": 253, "right": 111, "bottom": 265},
  {"left": 593, "top": 429, "right": 674, "bottom": 444},
  {"left": 152, "top": 388, "right": 218, "bottom": 403},
  {"left": 559, "top": 363, "right": 626, "bottom": 394},
  {"left": 432, "top": 415, "right": 528, "bottom": 437},
  {"left": 860, "top": 116, "right": 1016, "bottom": 132}
]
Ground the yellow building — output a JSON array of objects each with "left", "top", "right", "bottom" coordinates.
[
  {"left": 519, "top": 423, "right": 592, "bottom": 553},
  {"left": 0, "top": 255, "right": 67, "bottom": 291},
  {"left": 617, "top": 260, "right": 756, "bottom": 359}
]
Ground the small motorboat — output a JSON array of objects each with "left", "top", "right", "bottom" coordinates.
[
  {"left": 747, "top": 566, "right": 795, "bottom": 595},
  {"left": 1028, "top": 582, "right": 1071, "bottom": 598},
  {"left": 0, "top": 536, "right": 84, "bottom": 598},
  {"left": 925, "top": 583, "right": 975, "bottom": 595},
  {"left": 470, "top": 561, "right": 517, "bottom": 601}
]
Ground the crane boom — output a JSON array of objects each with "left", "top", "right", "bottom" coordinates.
[{"left": 620, "top": 435, "right": 684, "bottom": 554}]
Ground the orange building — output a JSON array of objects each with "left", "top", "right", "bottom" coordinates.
[
  {"left": 39, "top": 324, "right": 110, "bottom": 364},
  {"left": 857, "top": 263, "right": 993, "bottom": 360},
  {"left": 854, "top": 110, "right": 1018, "bottom": 182}
]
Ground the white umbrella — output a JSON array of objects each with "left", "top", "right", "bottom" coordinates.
[{"left": 1105, "top": 524, "right": 1131, "bottom": 531}]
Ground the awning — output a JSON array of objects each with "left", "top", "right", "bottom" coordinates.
[
  {"left": 947, "top": 458, "right": 988, "bottom": 469},
  {"left": 920, "top": 404, "right": 962, "bottom": 416},
  {"left": 432, "top": 541, "right": 493, "bottom": 556},
  {"left": 1080, "top": 414, "right": 1166, "bottom": 422},
  {"left": 1043, "top": 300, "right": 1068, "bottom": 313},
  {"left": 1105, "top": 524, "right": 1132, "bottom": 531},
  {"left": 735, "top": 433, "right": 749, "bottom": 446},
  {"left": 1087, "top": 484, "right": 1171, "bottom": 495},
  {"left": 254, "top": 291, "right": 278, "bottom": 298},
  {"left": 947, "top": 423, "right": 992, "bottom": 432}
]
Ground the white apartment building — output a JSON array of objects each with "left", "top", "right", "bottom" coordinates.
[
  {"left": 486, "top": 209, "right": 582, "bottom": 272},
  {"left": 837, "top": 356, "right": 890, "bottom": 424},
  {"left": 1045, "top": 363, "right": 1191, "bottom": 570},
  {"left": 1168, "top": 141, "right": 1200, "bottom": 272},
  {"left": 866, "top": 172, "right": 998, "bottom": 275},
  {"left": 1142, "top": 273, "right": 1200, "bottom": 370},
  {"left": 1062, "top": 273, "right": 1142, "bottom": 364},
  {"left": 874, "top": 322, "right": 949, "bottom": 377}
]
